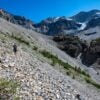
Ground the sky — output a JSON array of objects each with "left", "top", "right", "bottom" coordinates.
[{"left": 0, "top": 0, "right": 100, "bottom": 22}]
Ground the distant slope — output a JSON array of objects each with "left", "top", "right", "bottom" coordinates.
[
  {"left": 34, "top": 17, "right": 81, "bottom": 35},
  {"left": 76, "top": 27, "right": 100, "bottom": 42},
  {"left": 71, "top": 9, "right": 100, "bottom": 22},
  {"left": 0, "top": 9, "right": 35, "bottom": 30}
]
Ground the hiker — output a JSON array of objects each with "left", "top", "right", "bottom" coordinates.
[{"left": 13, "top": 43, "right": 17, "bottom": 54}]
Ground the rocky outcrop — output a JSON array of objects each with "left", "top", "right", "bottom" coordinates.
[
  {"left": 81, "top": 39, "right": 100, "bottom": 67},
  {"left": 53, "top": 35, "right": 87, "bottom": 58},
  {"left": 53, "top": 35, "right": 100, "bottom": 68}
]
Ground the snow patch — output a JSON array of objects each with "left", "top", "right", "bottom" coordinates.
[
  {"left": 53, "top": 17, "right": 73, "bottom": 22},
  {"left": 54, "top": 17, "right": 60, "bottom": 22},
  {"left": 96, "top": 12, "right": 100, "bottom": 15},
  {"left": 78, "top": 23, "right": 86, "bottom": 30},
  {"left": 94, "top": 12, "right": 100, "bottom": 19},
  {"left": 66, "top": 18, "right": 73, "bottom": 21}
]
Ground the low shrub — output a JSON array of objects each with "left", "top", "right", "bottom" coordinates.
[
  {"left": 85, "top": 77, "right": 100, "bottom": 89},
  {"left": 11, "top": 33, "right": 30, "bottom": 45},
  {"left": 95, "top": 38, "right": 100, "bottom": 43},
  {"left": 40, "top": 50, "right": 90, "bottom": 77},
  {"left": 72, "top": 75, "right": 75, "bottom": 79},
  {"left": 74, "top": 67, "right": 90, "bottom": 78},
  {"left": 40, "top": 50, "right": 100, "bottom": 89},
  {"left": 0, "top": 78, "right": 19, "bottom": 99},
  {"left": 81, "top": 70, "right": 90, "bottom": 78},
  {"left": 66, "top": 71, "right": 71, "bottom": 76},
  {"left": 33, "top": 46, "right": 38, "bottom": 51},
  {"left": 39, "top": 50, "right": 71, "bottom": 69}
]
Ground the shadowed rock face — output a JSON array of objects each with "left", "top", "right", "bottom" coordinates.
[
  {"left": 53, "top": 35, "right": 87, "bottom": 58},
  {"left": 53, "top": 35, "right": 100, "bottom": 67},
  {"left": 81, "top": 40, "right": 100, "bottom": 67}
]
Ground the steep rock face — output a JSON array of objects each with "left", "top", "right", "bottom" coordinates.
[
  {"left": 53, "top": 35, "right": 87, "bottom": 58},
  {"left": 0, "top": 9, "right": 35, "bottom": 30},
  {"left": 53, "top": 35, "right": 100, "bottom": 68},
  {"left": 81, "top": 39, "right": 100, "bottom": 67}
]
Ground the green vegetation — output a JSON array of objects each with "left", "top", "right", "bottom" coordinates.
[
  {"left": 85, "top": 77, "right": 100, "bottom": 89},
  {"left": 14, "top": 97, "right": 20, "bottom": 100},
  {"left": 66, "top": 71, "right": 71, "bottom": 76},
  {"left": 0, "top": 32, "right": 30, "bottom": 46},
  {"left": 74, "top": 67, "right": 90, "bottom": 78},
  {"left": 11, "top": 33, "right": 30, "bottom": 45},
  {"left": 95, "top": 38, "right": 100, "bottom": 42},
  {"left": 0, "top": 78, "right": 19, "bottom": 99},
  {"left": 39, "top": 49, "right": 100, "bottom": 89},
  {"left": 39, "top": 50, "right": 71, "bottom": 69},
  {"left": 72, "top": 75, "right": 75, "bottom": 79},
  {"left": 39, "top": 50, "right": 90, "bottom": 77},
  {"left": 33, "top": 46, "right": 38, "bottom": 51}
]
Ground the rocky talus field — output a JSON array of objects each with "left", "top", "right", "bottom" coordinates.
[{"left": 0, "top": 18, "right": 100, "bottom": 100}]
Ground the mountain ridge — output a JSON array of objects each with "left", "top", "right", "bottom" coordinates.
[
  {"left": 1, "top": 9, "right": 100, "bottom": 34},
  {"left": 0, "top": 9, "right": 35, "bottom": 30}
]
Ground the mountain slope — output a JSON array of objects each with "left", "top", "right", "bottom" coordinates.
[
  {"left": 71, "top": 9, "right": 100, "bottom": 22},
  {"left": 34, "top": 9, "right": 100, "bottom": 36},
  {"left": 85, "top": 17, "right": 100, "bottom": 29},
  {"left": 0, "top": 9, "right": 35, "bottom": 30},
  {"left": 34, "top": 17, "right": 81, "bottom": 35},
  {"left": 76, "top": 26, "right": 100, "bottom": 42},
  {"left": 0, "top": 18, "right": 100, "bottom": 99}
]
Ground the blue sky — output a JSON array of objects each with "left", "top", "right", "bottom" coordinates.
[{"left": 0, "top": 0, "right": 100, "bottom": 22}]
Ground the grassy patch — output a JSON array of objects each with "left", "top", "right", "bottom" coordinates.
[
  {"left": 14, "top": 96, "right": 20, "bottom": 100},
  {"left": 39, "top": 50, "right": 71, "bottom": 69},
  {"left": 39, "top": 50, "right": 100, "bottom": 89},
  {"left": 85, "top": 77, "right": 100, "bottom": 89},
  {"left": 0, "top": 78, "right": 19, "bottom": 99},
  {"left": 74, "top": 67, "right": 90, "bottom": 78},
  {"left": 11, "top": 33, "right": 30, "bottom": 45},
  {"left": 95, "top": 38, "right": 100, "bottom": 43},
  {"left": 39, "top": 50, "right": 90, "bottom": 77}
]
